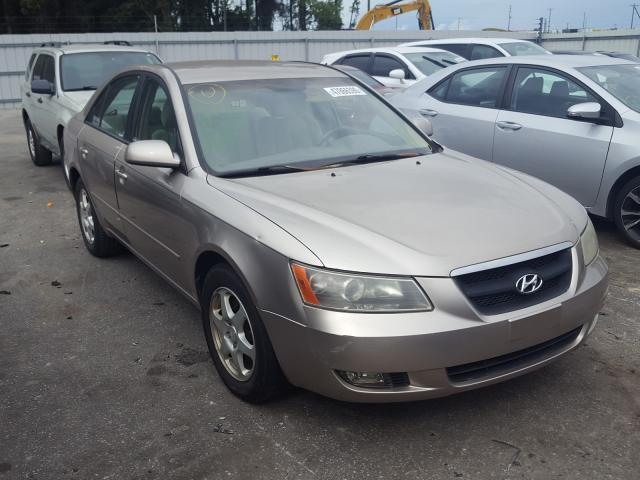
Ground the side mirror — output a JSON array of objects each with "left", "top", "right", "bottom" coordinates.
[
  {"left": 412, "top": 116, "right": 433, "bottom": 137},
  {"left": 125, "top": 140, "right": 180, "bottom": 168},
  {"left": 567, "top": 102, "right": 601, "bottom": 120},
  {"left": 31, "top": 79, "right": 54, "bottom": 95},
  {"left": 389, "top": 69, "right": 406, "bottom": 83}
]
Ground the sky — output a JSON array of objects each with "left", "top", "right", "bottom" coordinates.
[{"left": 346, "top": 0, "right": 640, "bottom": 32}]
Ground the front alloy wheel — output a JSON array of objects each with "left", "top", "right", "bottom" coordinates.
[
  {"left": 210, "top": 287, "right": 256, "bottom": 381},
  {"left": 614, "top": 176, "right": 640, "bottom": 249}
]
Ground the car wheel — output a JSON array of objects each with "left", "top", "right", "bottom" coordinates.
[
  {"left": 24, "top": 118, "right": 52, "bottom": 166},
  {"left": 201, "top": 264, "right": 289, "bottom": 403},
  {"left": 613, "top": 175, "right": 640, "bottom": 249},
  {"left": 74, "top": 178, "right": 121, "bottom": 257}
]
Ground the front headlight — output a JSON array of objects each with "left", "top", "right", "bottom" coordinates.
[
  {"left": 291, "top": 263, "right": 432, "bottom": 312},
  {"left": 580, "top": 218, "right": 599, "bottom": 266}
]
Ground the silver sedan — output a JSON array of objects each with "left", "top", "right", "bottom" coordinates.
[
  {"left": 390, "top": 55, "right": 640, "bottom": 248},
  {"left": 64, "top": 61, "right": 608, "bottom": 403}
]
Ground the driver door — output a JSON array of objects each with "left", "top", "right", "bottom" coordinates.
[
  {"left": 114, "top": 77, "right": 189, "bottom": 286},
  {"left": 492, "top": 66, "right": 614, "bottom": 207}
]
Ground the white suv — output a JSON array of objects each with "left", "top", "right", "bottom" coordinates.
[{"left": 20, "top": 42, "right": 161, "bottom": 178}]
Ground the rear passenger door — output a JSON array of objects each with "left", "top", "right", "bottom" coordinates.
[
  {"left": 80, "top": 74, "right": 141, "bottom": 237},
  {"left": 114, "top": 76, "right": 188, "bottom": 286},
  {"left": 420, "top": 65, "right": 508, "bottom": 159},
  {"left": 492, "top": 66, "right": 614, "bottom": 206}
]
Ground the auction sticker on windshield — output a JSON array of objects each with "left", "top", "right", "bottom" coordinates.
[{"left": 324, "top": 86, "right": 367, "bottom": 97}]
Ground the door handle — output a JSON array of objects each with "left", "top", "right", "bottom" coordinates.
[
  {"left": 496, "top": 121, "right": 522, "bottom": 131},
  {"left": 79, "top": 147, "right": 89, "bottom": 159},
  {"left": 25, "top": 92, "right": 31, "bottom": 98},
  {"left": 419, "top": 108, "right": 438, "bottom": 117},
  {"left": 116, "top": 167, "right": 128, "bottom": 182},
  {"left": 37, "top": 97, "right": 43, "bottom": 104}
]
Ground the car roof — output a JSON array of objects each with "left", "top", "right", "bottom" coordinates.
[
  {"left": 402, "top": 37, "right": 534, "bottom": 46},
  {"left": 326, "top": 46, "right": 453, "bottom": 57},
  {"left": 166, "top": 60, "right": 346, "bottom": 84},
  {"left": 459, "top": 54, "right": 637, "bottom": 68},
  {"left": 34, "top": 44, "right": 155, "bottom": 55}
]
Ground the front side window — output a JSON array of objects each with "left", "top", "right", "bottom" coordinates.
[
  {"left": 404, "top": 51, "right": 465, "bottom": 76},
  {"left": 470, "top": 44, "right": 502, "bottom": 60},
  {"left": 433, "top": 67, "right": 507, "bottom": 108},
  {"left": 136, "top": 80, "right": 179, "bottom": 152},
  {"left": 500, "top": 42, "right": 550, "bottom": 56},
  {"left": 578, "top": 64, "right": 640, "bottom": 113},
  {"left": 26, "top": 54, "right": 37, "bottom": 80},
  {"left": 339, "top": 55, "right": 371, "bottom": 72},
  {"left": 90, "top": 75, "right": 140, "bottom": 139},
  {"left": 186, "top": 77, "right": 431, "bottom": 176},
  {"left": 510, "top": 67, "right": 598, "bottom": 118},
  {"left": 61, "top": 52, "right": 160, "bottom": 92},
  {"left": 371, "top": 55, "right": 410, "bottom": 78},
  {"left": 32, "top": 54, "right": 55, "bottom": 84}
]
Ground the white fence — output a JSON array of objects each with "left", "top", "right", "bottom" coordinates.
[{"left": 1, "top": 29, "right": 640, "bottom": 109}]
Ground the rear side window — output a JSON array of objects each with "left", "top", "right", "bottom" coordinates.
[
  {"left": 470, "top": 44, "right": 503, "bottom": 60},
  {"left": 371, "top": 54, "right": 412, "bottom": 78},
  {"left": 87, "top": 75, "right": 140, "bottom": 140},
  {"left": 339, "top": 55, "right": 371, "bottom": 72},
  {"left": 430, "top": 67, "right": 507, "bottom": 108}
]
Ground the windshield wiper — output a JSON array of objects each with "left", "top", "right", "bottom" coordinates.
[
  {"left": 219, "top": 164, "right": 310, "bottom": 178},
  {"left": 67, "top": 86, "right": 97, "bottom": 91},
  {"left": 421, "top": 56, "right": 447, "bottom": 68},
  {"left": 321, "top": 152, "right": 423, "bottom": 169}
]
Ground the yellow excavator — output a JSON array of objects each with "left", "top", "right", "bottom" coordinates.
[{"left": 355, "top": 0, "right": 434, "bottom": 30}]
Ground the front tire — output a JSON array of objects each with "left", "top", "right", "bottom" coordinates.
[
  {"left": 74, "top": 178, "right": 121, "bottom": 257},
  {"left": 201, "top": 265, "right": 288, "bottom": 403},
  {"left": 24, "top": 118, "right": 52, "bottom": 166},
  {"left": 613, "top": 176, "right": 640, "bottom": 249}
]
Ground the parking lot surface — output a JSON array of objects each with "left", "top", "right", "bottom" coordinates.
[{"left": 1, "top": 109, "right": 639, "bottom": 479}]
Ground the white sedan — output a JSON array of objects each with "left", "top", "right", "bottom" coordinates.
[{"left": 321, "top": 46, "right": 465, "bottom": 88}]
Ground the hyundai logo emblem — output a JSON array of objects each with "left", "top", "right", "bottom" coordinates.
[{"left": 515, "top": 274, "right": 543, "bottom": 294}]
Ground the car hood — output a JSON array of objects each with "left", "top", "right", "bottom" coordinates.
[
  {"left": 208, "top": 151, "right": 586, "bottom": 276},
  {"left": 62, "top": 91, "right": 95, "bottom": 110}
]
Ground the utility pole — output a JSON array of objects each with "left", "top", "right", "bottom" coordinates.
[
  {"left": 507, "top": 4, "right": 512, "bottom": 31},
  {"left": 457, "top": 17, "right": 461, "bottom": 30},
  {"left": 547, "top": 8, "right": 553, "bottom": 33},
  {"left": 582, "top": 11, "right": 587, "bottom": 31},
  {"left": 631, "top": 4, "right": 640, "bottom": 29},
  {"left": 536, "top": 16, "right": 544, "bottom": 44}
]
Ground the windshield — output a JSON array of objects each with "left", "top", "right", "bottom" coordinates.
[
  {"left": 404, "top": 51, "right": 465, "bottom": 76},
  {"left": 500, "top": 42, "right": 550, "bottom": 56},
  {"left": 186, "top": 77, "right": 431, "bottom": 176},
  {"left": 578, "top": 64, "right": 640, "bottom": 112},
  {"left": 61, "top": 51, "right": 160, "bottom": 91}
]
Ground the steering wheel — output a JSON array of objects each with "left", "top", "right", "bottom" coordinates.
[{"left": 318, "top": 126, "right": 363, "bottom": 146}]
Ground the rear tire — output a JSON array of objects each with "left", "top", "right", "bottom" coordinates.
[
  {"left": 24, "top": 118, "right": 52, "bottom": 166},
  {"left": 74, "top": 178, "right": 121, "bottom": 257},
  {"left": 613, "top": 175, "right": 640, "bottom": 249},
  {"left": 201, "top": 264, "right": 289, "bottom": 403}
]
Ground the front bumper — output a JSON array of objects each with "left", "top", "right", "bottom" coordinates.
[{"left": 262, "top": 253, "right": 608, "bottom": 403}]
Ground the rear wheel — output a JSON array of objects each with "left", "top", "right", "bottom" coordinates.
[
  {"left": 74, "top": 178, "right": 121, "bottom": 257},
  {"left": 24, "top": 118, "right": 52, "bottom": 166},
  {"left": 201, "top": 264, "right": 289, "bottom": 403},
  {"left": 613, "top": 175, "right": 640, "bottom": 249}
]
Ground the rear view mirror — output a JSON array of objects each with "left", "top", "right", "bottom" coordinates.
[
  {"left": 412, "top": 116, "right": 433, "bottom": 137},
  {"left": 389, "top": 69, "right": 406, "bottom": 82},
  {"left": 567, "top": 102, "right": 601, "bottom": 120},
  {"left": 125, "top": 140, "right": 180, "bottom": 168},
  {"left": 31, "top": 79, "right": 54, "bottom": 95}
]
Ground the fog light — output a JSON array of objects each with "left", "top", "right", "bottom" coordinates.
[{"left": 337, "top": 370, "right": 409, "bottom": 389}]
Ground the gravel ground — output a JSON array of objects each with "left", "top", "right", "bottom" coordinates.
[{"left": 0, "top": 109, "right": 638, "bottom": 480}]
